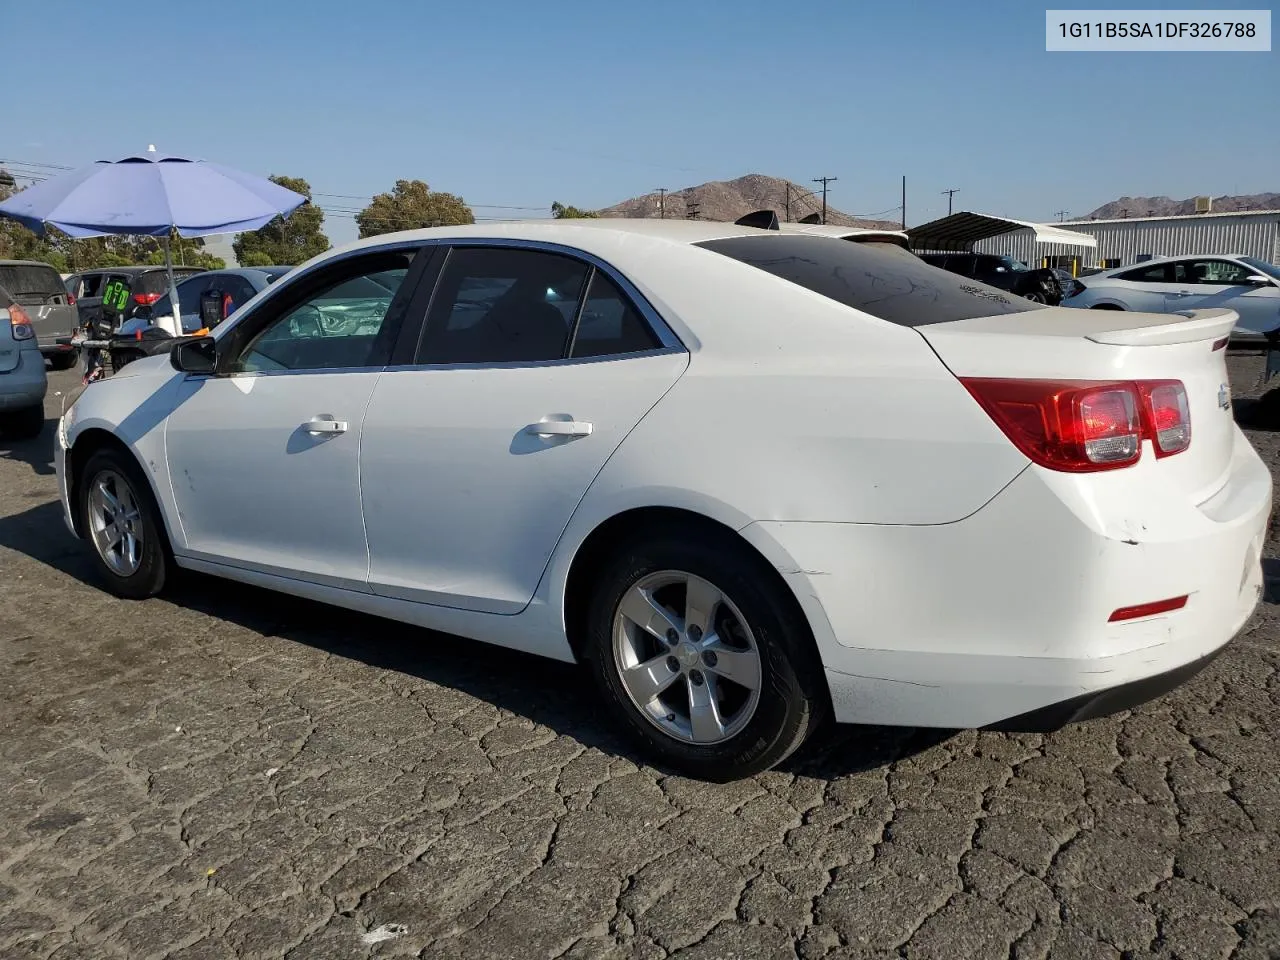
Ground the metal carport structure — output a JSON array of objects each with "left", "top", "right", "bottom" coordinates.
[{"left": 906, "top": 211, "right": 1097, "bottom": 253}]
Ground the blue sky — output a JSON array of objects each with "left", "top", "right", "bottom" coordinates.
[{"left": 4, "top": 0, "right": 1276, "bottom": 253}]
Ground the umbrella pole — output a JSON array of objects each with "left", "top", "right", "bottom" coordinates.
[{"left": 161, "top": 234, "right": 181, "bottom": 337}]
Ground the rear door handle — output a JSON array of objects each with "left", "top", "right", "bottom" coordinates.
[
  {"left": 305, "top": 416, "right": 348, "bottom": 435},
  {"left": 525, "top": 419, "right": 592, "bottom": 437}
]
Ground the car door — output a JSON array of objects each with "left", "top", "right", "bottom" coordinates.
[
  {"left": 1107, "top": 262, "right": 1180, "bottom": 311},
  {"left": 1173, "top": 258, "right": 1280, "bottom": 335},
  {"left": 163, "top": 245, "right": 428, "bottom": 590},
  {"left": 359, "top": 242, "right": 689, "bottom": 614}
]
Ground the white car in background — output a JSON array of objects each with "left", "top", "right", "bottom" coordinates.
[
  {"left": 55, "top": 220, "right": 1270, "bottom": 780},
  {"left": 1062, "top": 254, "right": 1280, "bottom": 336}
]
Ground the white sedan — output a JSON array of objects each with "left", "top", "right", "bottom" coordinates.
[
  {"left": 55, "top": 219, "right": 1271, "bottom": 780},
  {"left": 1062, "top": 254, "right": 1280, "bottom": 336}
]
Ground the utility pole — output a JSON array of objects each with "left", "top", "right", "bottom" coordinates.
[
  {"left": 901, "top": 175, "right": 907, "bottom": 230},
  {"left": 1054, "top": 209, "right": 1068, "bottom": 222},
  {"left": 941, "top": 188, "right": 959, "bottom": 216},
  {"left": 684, "top": 188, "right": 700, "bottom": 220},
  {"left": 656, "top": 188, "right": 668, "bottom": 219},
  {"left": 784, "top": 184, "right": 791, "bottom": 222},
  {"left": 812, "top": 176, "right": 837, "bottom": 224}
]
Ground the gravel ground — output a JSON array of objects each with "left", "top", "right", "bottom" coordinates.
[{"left": 1, "top": 358, "right": 1278, "bottom": 960}]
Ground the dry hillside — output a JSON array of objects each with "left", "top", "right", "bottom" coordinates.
[{"left": 598, "top": 174, "right": 902, "bottom": 229}]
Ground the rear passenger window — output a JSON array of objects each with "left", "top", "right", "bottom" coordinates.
[
  {"left": 570, "top": 272, "right": 660, "bottom": 359},
  {"left": 1118, "top": 264, "right": 1170, "bottom": 282},
  {"left": 697, "top": 236, "right": 1044, "bottom": 326},
  {"left": 418, "top": 247, "right": 589, "bottom": 364}
]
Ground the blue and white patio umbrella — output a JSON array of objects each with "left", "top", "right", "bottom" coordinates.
[{"left": 0, "top": 146, "right": 307, "bottom": 334}]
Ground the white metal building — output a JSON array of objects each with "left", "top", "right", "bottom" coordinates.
[{"left": 974, "top": 209, "right": 1280, "bottom": 270}]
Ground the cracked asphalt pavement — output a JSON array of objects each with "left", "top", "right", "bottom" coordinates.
[{"left": 2, "top": 358, "right": 1279, "bottom": 960}]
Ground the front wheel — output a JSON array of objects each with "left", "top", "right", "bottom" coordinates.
[
  {"left": 77, "top": 448, "right": 171, "bottom": 599},
  {"left": 48, "top": 349, "right": 80, "bottom": 371},
  {"left": 584, "top": 530, "right": 828, "bottom": 781}
]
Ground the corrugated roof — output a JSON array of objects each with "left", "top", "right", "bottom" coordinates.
[
  {"left": 1062, "top": 209, "right": 1280, "bottom": 226},
  {"left": 907, "top": 212, "right": 1097, "bottom": 251}
]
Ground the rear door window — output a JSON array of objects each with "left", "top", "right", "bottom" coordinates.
[{"left": 696, "top": 236, "right": 1044, "bottom": 326}]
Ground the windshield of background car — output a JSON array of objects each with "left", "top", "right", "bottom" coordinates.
[
  {"left": 0, "top": 263, "right": 65, "bottom": 304},
  {"left": 696, "top": 236, "right": 1047, "bottom": 326},
  {"left": 1240, "top": 257, "right": 1280, "bottom": 282}
]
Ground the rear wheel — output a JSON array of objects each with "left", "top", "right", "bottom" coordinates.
[
  {"left": 77, "top": 448, "right": 171, "bottom": 599},
  {"left": 0, "top": 404, "right": 45, "bottom": 440},
  {"left": 48, "top": 350, "right": 79, "bottom": 371},
  {"left": 583, "top": 528, "right": 828, "bottom": 781}
]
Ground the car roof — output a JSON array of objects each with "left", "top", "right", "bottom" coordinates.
[
  {"left": 0, "top": 259, "right": 61, "bottom": 268},
  {"left": 1100, "top": 254, "right": 1250, "bottom": 275},
  {"left": 324, "top": 218, "right": 773, "bottom": 260}
]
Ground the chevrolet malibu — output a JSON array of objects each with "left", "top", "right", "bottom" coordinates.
[{"left": 55, "top": 220, "right": 1271, "bottom": 781}]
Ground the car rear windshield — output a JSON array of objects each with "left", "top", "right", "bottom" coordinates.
[
  {"left": 136, "top": 268, "right": 204, "bottom": 294},
  {"left": 696, "top": 236, "right": 1046, "bottom": 326},
  {"left": 0, "top": 263, "right": 66, "bottom": 305}
]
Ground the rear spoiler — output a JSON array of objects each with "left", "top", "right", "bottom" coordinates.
[{"left": 1085, "top": 308, "right": 1239, "bottom": 347}]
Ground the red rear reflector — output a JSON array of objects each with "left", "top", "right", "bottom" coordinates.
[
  {"left": 1211, "top": 337, "right": 1228, "bottom": 351},
  {"left": 962, "top": 377, "right": 1192, "bottom": 472},
  {"left": 133, "top": 292, "right": 162, "bottom": 305},
  {"left": 1108, "top": 595, "right": 1188, "bottom": 622}
]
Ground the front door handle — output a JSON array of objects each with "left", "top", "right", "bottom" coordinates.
[
  {"left": 525, "top": 419, "right": 592, "bottom": 437},
  {"left": 305, "top": 416, "right": 348, "bottom": 435}
]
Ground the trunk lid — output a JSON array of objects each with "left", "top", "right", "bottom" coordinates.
[
  {"left": 919, "top": 307, "right": 1239, "bottom": 504},
  {"left": 0, "top": 308, "right": 22, "bottom": 373}
]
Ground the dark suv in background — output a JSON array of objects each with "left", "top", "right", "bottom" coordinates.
[
  {"left": 918, "top": 252, "right": 1065, "bottom": 305},
  {"left": 64, "top": 265, "right": 206, "bottom": 334},
  {"left": 0, "top": 259, "right": 81, "bottom": 369}
]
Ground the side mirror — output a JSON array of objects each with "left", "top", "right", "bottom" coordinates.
[
  {"left": 170, "top": 336, "right": 216, "bottom": 374},
  {"left": 1246, "top": 274, "right": 1274, "bottom": 286}
]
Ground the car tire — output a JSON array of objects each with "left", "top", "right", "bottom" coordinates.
[
  {"left": 0, "top": 404, "right": 45, "bottom": 440},
  {"left": 48, "top": 350, "right": 79, "bottom": 371},
  {"left": 583, "top": 527, "right": 828, "bottom": 781},
  {"left": 77, "top": 448, "right": 171, "bottom": 599},
  {"left": 1091, "top": 303, "right": 1125, "bottom": 310}
]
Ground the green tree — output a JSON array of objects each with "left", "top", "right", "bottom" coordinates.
[
  {"left": 232, "top": 175, "right": 329, "bottom": 266},
  {"left": 355, "top": 179, "right": 474, "bottom": 238},
  {"left": 551, "top": 201, "right": 598, "bottom": 219}
]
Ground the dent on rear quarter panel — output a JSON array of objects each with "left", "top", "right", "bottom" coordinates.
[{"left": 572, "top": 238, "right": 1030, "bottom": 526}]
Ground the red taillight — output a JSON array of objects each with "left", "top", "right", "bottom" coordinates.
[
  {"left": 1108, "top": 595, "right": 1188, "bottom": 622},
  {"left": 67, "top": 293, "right": 77, "bottom": 306},
  {"left": 5, "top": 303, "right": 35, "bottom": 341},
  {"left": 1138, "top": 380, "right": 1191, "bottom": 457},
  {"left": 133, "top": 292, "right": 162, "bottom": 305},
  {"left": 961, "top": 377, "right": 1191, "bottom": 472}
]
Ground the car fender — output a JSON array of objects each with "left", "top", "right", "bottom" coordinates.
[{"left": 62, "top": 362, "right": 189, "bottom": 548}]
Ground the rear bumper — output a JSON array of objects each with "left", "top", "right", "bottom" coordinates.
[
  {"left": 0, "top": 350, "right": 48, "bottom": 409},
  {"left": 744, "top": 427, "right": 1271, "bottom": 729}
]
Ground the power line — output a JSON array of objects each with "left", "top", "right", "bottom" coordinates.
[{"left": 812, "top": 176, "right": 837, "bottom": 224}]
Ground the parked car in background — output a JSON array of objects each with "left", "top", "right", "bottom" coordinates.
[
  {"left": 65, "top": 265, "right": 206, "bottom": 334},
  {"left": 918, "top": 252, "right": 1065, "bottom": 304},
  {"left": 55, "top": 219, "right": 1269, "bottom": 780},
  {"left": 1060, "top": 255, "right": 1280, "bottom": 336},
  {"left": 109, "top": 267, "right": 294, "bottom": 369},
  {"left": 0, "top": 297, "right": 49, "bottom": 438},
  {"left": 0, "top": 259, "right": 80, "bottom": 369}
]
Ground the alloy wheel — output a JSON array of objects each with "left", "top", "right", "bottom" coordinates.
[
  {"left": 612, "top": 570, "right": 763, "bottom": 745},
  {"left": 87, "top": 469, "right": 144, "bottom": 577}
]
